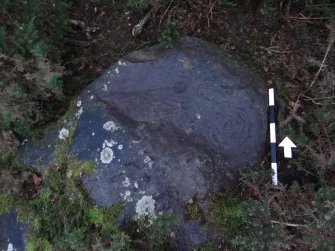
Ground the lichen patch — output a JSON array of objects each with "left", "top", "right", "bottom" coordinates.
[
  {"left": 103, "top": 121, "right": 119, "bottom": 132},
  {"left": 58, "top": 128, "right": 69, "bottom": 140},
  {"left": 144, "top": 156, "right": 154, "bottom": 168},
  {"left": 120, "top": 190, "right": 133, "bottom": 202},
  {"left": 103, "top": 139, "right": 117, "bottom": 148},
  {"left": 100, "top": 147, "right": 115, "bottom": 163},
  {"left": 122, "top": 177, "right": 130, "bottom": 187},
  {"left": 117, "top": 60, "right": 127, "bottom": 66},
  {"left": 135, "top": 195, "right": 156, "bottom": 219},
  {"left": 7, "top": 243, "right": 14, "bottom": 251},
  {"left": 75, "top": 106, "right": 83, "bottom": 118}
]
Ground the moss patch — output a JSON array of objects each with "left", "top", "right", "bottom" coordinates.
[
  {"left": 0, "top": 99, "right": 128, "bottom": 250},
  {"left": 185, "top": 202, "right": 202, "bottom": 220}
]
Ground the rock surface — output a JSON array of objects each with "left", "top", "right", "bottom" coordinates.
[
  {"left": 19, "top": 37, "right": 267, "bottom": 249},
  {"left": 0, "top": 210, "right": 26, "bottom": 251}
]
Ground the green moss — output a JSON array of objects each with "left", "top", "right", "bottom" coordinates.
[
  {"left": 0, "top": 193, "right": 14, "bottom": 215},
  {"left": 7, "top": 103, "right": 128, "bottom": 250},
  {"left": 158, "top": 22, "right": 180, "bottom": 48},
  {"left": 136, "top": 212, "right": 178, "bottom": 250},
  {"left": 186, "top": 202, "right": 202, "bottom": 219},
  {"left": 26, "top": 235, "right": 52, "bottom": 251},
  {"left": 208, "top": 195, "right": 244, "bottom": 238}
]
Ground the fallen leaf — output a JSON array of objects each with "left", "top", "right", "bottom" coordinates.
[
  {"left": 170, "top": 231, "right": 176, "bottom": 239},
  {"left": 32, "top": 173, "right": 42, "bottom": 186}
]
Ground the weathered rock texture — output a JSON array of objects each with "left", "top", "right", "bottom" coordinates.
[
  {"left": 0, "top": 210, "right": 26, "bottom": 251},
  {"left": 18, "top": 37, "right": 267, "bottom": 249}
]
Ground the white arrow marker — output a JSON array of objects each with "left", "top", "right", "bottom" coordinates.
[{"left": 279, "top": 137, "right": 297, "bottom": 158}]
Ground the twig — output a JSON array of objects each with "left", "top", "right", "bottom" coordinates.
[
  {"left": 158, "top": 0, "right": 174, "bottom": 30},
  {"left": 304, "top": 34, "right": 335, "bottom": 94},
  {"left": 270, "top": 220, "right": 304, "bottom": 227},
  {"left": 94, "top": 52, "right": 110, "bottom": 61},
  {"left": 289, "top": 15, "right": 331, "bottom": 20},
  {"left": 301, "top": 94, "right": 335, "bottom": 105},
  {"left": 206, "top": 0, "right": 218, "bottom": 29},
  {"left": 259, "top": 46, "right": 293, "bottom": 54},
  {"left": 292, "top": 28, "right": 335, "bottom": 111}
]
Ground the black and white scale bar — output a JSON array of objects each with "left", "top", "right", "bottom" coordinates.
[{"left": 269, "top": 88, "right": 278, "bottom": 186}]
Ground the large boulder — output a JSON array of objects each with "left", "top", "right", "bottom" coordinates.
[{"left": 19, "top": 37, "right": 267, "bottom": 249}]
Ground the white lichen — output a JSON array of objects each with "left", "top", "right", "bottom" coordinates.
[
  {"left": 103, "top": 121, "right": 119, "bottom": 132},
  {"left": 117, "top": 60, "right": 127, "bottom": 66},
  {"left": 75, "top": 106, "right": 83, "bottom": 118},
  {"left": 58, "top": 128, "right": 69, "bottom": 140},
  {"left": 103, "top": 84, "right": 108, "bottom": 91},
  {"left": 120, "top": 190, "right": 133, "bottom": 202},
  {"left": 92, "top": 132, "right": 95, "bottom": 136},
  {"left": 107, "top": 139, "right": 118, "bottom": 147},
  {"left": 21, "top": 139, "right": 28, "bottom": 145},
  {"left": 7, "top": 243, "right": 13, "bottom": 251},
  {"left": 100, "top": 147, "right": 115, "bottom": 163},
  {"left": 115, "top": 67, "right": 119, "bottom": 74},
  {"left": 135, "top": 195, "right": 156, "bottom": 218},
  {"left": 196, "top": 113, "right": 201, "bottom": 120},
  {"left": 144, "top": 156, "right": 154, "bottom": 169},
  {"left": 118, "top": 144, "right": 123, "bottom": 150},
  {"left": 76, "top": 100, "right": 82, "bottom": 107},
  {"left": 90, "top": 95, "right": 94, "bottom": 100},
  {"left": 134, "top": 181, "right": 139, "bottom": 189},
  {"left": 122, "top": 177, "right": 131, "bottom": 187}
]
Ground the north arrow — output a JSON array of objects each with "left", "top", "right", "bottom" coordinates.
[{"left": 279, "top": 137, "right": 297, "bottom": 158}]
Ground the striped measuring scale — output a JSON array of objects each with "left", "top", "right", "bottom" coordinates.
[{"left": 268, "top": 88, "right": 278, "bottom": 186}]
